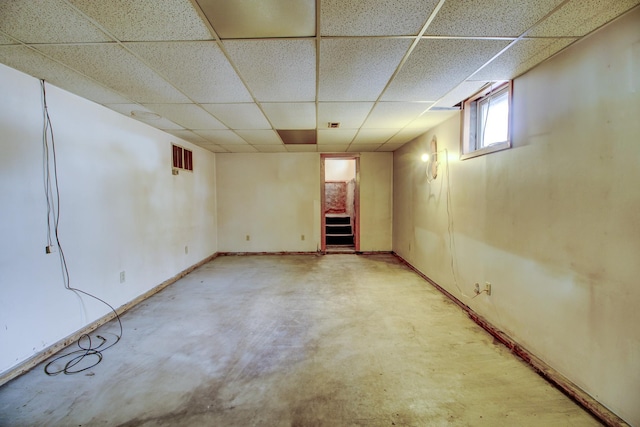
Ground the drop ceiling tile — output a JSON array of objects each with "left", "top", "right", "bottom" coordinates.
[
  {"left": 0, "top": 0, "right": 112, "bottom": 43},
  {"left": 199, "top": 144, "right": 228, "bottom": 153},
  {"left": 286, "top": 145, "right": 317, "bottom": 152},
  {"left": 319, "top": 38, "right": 411, "bottom": 101},
  {"left": 317, "top": 129, "right": 357, "bottom": 145},
  {"left": 351, "top": 129, "right": 398, "bottom": 145},
  {"left": 318, "top": 144, "right": 349, "bottom": 153},
  {"left": 471, "top": 38, "right": 577, "bottom": 81},
  {"left": 528, "top": 0, "right": 640, "bottom": 37},
  {"left": 0, "top": 46, "right": 131, "bottom": 104},
  {"left": 196, "top": 0, "right": 315, "bottom": 38},
  {"left": 405, "top": 110, "right": 459, "bottom": 130},
  {"left": 386, "top": 128, "right": 428, "bottom": 145},
  {"left": 376, "top": 143, "right": 406, "bottom": 152},
  {"left": 321, "top": 0, "right": 440, "bottom": 36},
  {"left": 221, "top": 144, "right": 258, "bottom": 153},
  {"left": 425, "top": 0, "right": 565, "bottom": 37},
  {"left": 193, "top": 130, "right": 248, "bottom": 145},
  {"left": 347, "top": 144, "right": 382, "bottom": 152},
  {"left": 36, "top": 44, "right": 190, "bottom": 103},
  {"left": 262, "top": 103, "right": 316, "bottom": 129},
  {"left": 382, "top": 39, "right": 510, "bottom": 101},
  {"left": 125, "top": 42, "right": 251, "bottom": 103},
  {"left": 254, "top": 145, "right": 287, "bottom": 153},
  {"left": 202, "top": 103, "right": 271, "bottom": 129},
  {"left": 433, "top": 81, "right": 489, "bottom": 108},
  {"left": 363, "top": 102, "right": 432, "bottom": 129},
  {"left": 235, "top": 130, "right": 283, "bottom": 145},
  {"left": 0, "top": 33, "right": 17, "bottom": 45},
  {"left": 144, "top": 104, "right": 226, "bottom": 129},
  {"left": 224, "top": 39, "right": 315, "bottom": 102},
  {"left": 166, "top": 130, "right": 210, "bottom": 145},
  {"left": 317, "top": 103, "right": 374, "bottom": 129},
  {"left": 105, "top": 104, "right": 183, "bottom": 129},
  {"left": 68, "top": 0, "right": 212, "bottom": 41}
]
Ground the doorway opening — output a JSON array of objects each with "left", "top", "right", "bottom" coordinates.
[{"left": 321, "top": 155, "right": 359, "bottom": 253}]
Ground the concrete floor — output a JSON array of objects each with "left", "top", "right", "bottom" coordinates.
[{"left": 0, "top": 254, "right": 600, "bottom": 426}]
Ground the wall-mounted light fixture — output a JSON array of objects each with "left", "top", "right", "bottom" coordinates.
[{"left": 421, "top": 135, "right": 439, "bottom": 182}]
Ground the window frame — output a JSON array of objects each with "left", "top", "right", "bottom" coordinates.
[{"left": 460, "top": 80, "right": 513, "bottom": 160}]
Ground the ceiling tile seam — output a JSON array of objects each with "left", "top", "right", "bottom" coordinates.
[
  {"left": 189, "top": 0, "right": 286, "bottom": 147},
  {"left": 315, "top": 0, "right": 321, "bottom": 138},
  {"left": 345, "top": 0, "right": 446, "bottom": 152}
]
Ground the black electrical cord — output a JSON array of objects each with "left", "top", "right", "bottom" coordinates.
[{"left": 40, "top": 80, "right": 122, "bottom": 376}]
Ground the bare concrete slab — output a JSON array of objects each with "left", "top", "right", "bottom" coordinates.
[{"left": 0, "top": 254, "right": 600, "bottom": 426}]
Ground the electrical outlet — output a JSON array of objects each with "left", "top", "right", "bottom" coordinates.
[
  {"left": 301, "top": 234, "right": 305, "bottom": 241},
  {"left": 45, "top": 245, "right": 55, "bottom": 254},
  {"left": 184, "top": 245, "right": 188, "bottom": 254},
  {"left": 485, "top": 282, "right": 492, "bottom": 296},
  {"left": 474, "top": 283, "right": 480, "bottom": 294},
  {"left": 120, "top": 271, "right": 126, "bottom": 283},
  {"left": 246, "top": 235, "right": 250, "bottom": 241}
]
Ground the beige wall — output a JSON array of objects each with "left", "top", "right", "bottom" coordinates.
[
  {"left": 360, "top": 152, "right": 393, "bottom": 251},
  {"left": 393, "top": 9, "right": 640, "bottom": 425}
]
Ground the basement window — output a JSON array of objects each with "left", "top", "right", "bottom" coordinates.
[
  {"left": 172, "top": 144, "right": 193, "bottom": 173},
  {"left": 461, "top": 81, "right": 512, "bottom": 160}
]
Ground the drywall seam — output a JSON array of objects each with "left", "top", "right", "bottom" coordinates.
[
  {"left": 393, "top": 252, "right": 630, "bottom": 427},
  {"left": 0, "top": 252, "right": 219, "bottom": 387}
]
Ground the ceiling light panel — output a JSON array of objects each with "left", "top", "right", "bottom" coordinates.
[
  {"left": 104, "top": 104, "right": 183, "bottom": 129},
  {"left": 0, "top": 0, "right": 112, "bottom": 44},
  {"left": 319, "top": 38, "right": 412, "bottom": 101},
  {"left": 202, "top": 103, "right": 271, "bottom": 129},
  {"left": 381, "top": 38, "right": 510, "bottom": 101},
  {"left": 320, "top": 0, "right": 441, "bottom": 36},
  {"left": 196, "top": 0, "right": 315, "bottom": 38},
  {"left": 471, "top": 38, "right": 576, "bottom": 81},
  {"left": 166, "top": 130, "right": 211, "bottom": 145},
  {"left": 362, "top": 102, "right": 433, "bottom": 129},
  {"left": 317, "top": 129, "right": 358, "bottom": 145},
  {"left": 234, "top": 130, "right": 283, "bottom": 145},
  {"left": 351, "top": 129, "right": 398, "bottom": 145},
  {"left": 425, "top": 0, "right": 565, "bottom": 37},
  {"left": 125, "top": 42, "right": 252, "bottom": 103},
  {"left": 261, "top": 103, "right": 316, "bottom": 129},
  {"left": 193, "top": 130, "right": 248, "bottom": 145},
  {"left": 144, "top": 104, "right": 226, "bottom": 129},
  {"left": 318, "top": 102, "right": 374, "bottom": 129},
  {"left": 433, "top": 80, "right": 488, "bottom": 108},
  {"left": 68, "top": 0, "right": 212, "bottom": 41},
  {"left": 224, "top": 39, "right": 315, "bottom": 102},
  {"left": 527, "top": 0, "right": 640, "bottom": 37},
  {"left": 36, "top": 44, "right": 190, "bottom": 103},
  {"left": 0, "top": 46, "right": 131, "bottom": 104}
]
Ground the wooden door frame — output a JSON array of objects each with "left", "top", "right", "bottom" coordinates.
[{"left": 320, "top": 154, "right": 360, "bottom": 252}]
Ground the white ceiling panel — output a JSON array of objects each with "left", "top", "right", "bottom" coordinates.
[
  {"left": 351, "top": 129, "right": 398, "bottom": 145},
  {"left": 318, "top": 102, "right": 374, "bottom": 129},
  {"left": 286, "top": 145, "right": 317, "bottom": 152},
  {"left": 382, "top": 38, "right": 510, "bottom": 101},
  {"left": 320, "top": 0, "right": 440, "bottom": 36},
  {"left": 348, "top": 144, "right": 382, "bottom": 152},
  {"left": 471, "top": 38, "right": 577, "bottom": 81},
  {"left": 319, "top": 38, "right": 411, "bottom": 101},
  {"left": 36, "top": 44, "right": 190, "bottom": 103},
  {"left": 528, "top": 0, "right": 640, "bottom": 37},
  {"left": 224, "top": 39, "right": 315, "bottom": 102},
  {"left": 195, "top": 0, "right": 315, "bottom": 39},
  {"left": 0, "top": 33, "right": 17, "bottom": 45},
  {"left": 0, "top": 46, "right": 132, "bottom": 104},
  {"left": 198, "top": 143, "right": 228, "bottom": 153},
  {"left": 193, "top": 130, "right": 248, "bottom": 145},
  {"left": 385, "top": 127, "right": 430, "bottom": 145},
  {"left": 318, "top": 144, "right": 349, "bottom": 153},
  {"left": 202, "top": 103, "right": 271, "bottom": 129},
  {"left": 220, "top": 144, "right": 258, "bottom": 153},
  {"left": 254, "top": 145, "right": 287, "bottom": 153},
  {"left": 433, "top": 81, "right": 489, "bottom": 108},
  {"left": 376, "top": 143, "right": 406, "bottom": 152},
  {"left": 261, "top": 103, "right": 316, "bottom": 129},
  {"left": 0, "top": 0, "right": 112, "bottom": 44},
  {"left": 363, "top": 102, "right": 433, "bottom": 129},
  {"left": 68, "top": 0, "right": 213, "bottom": 41},
  {"left": 235, "top": 130, "right": 283, "bottom": 145},
  {"left": 105, "top": 104, "right": 183, "bottom": 129},
  {"left": 144, "top": 104, "right": 226, "bottom": 129},
  {"left": 125, "top": 42, "right": 252, "bottom": 103},
  {"left": 405, "top": 110, "right": 459, "bottom": 130},
  {"left": 425, "top": 0, "right": 565, "bottom": 37},
  {"left": 166, "top": 130, "right": 210, "bottom": 145},
  {"left": 317, "top": 129, "right": 358, "bottom": 145}
]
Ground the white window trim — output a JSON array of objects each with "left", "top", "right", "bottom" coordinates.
[{"left": 460, "top": 80, "right": 513, "bottom": 160}]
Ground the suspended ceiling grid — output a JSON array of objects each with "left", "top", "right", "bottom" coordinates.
[{"left": 0, "top": 0, "right": 638, "bottom": 154}]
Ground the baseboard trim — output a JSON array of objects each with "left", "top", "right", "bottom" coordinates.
[
  {"left": 393, "top": 252, "right": 629, "bottom": 427},
  {"left": 0, "top": 252, "right": 219, "bottom": 387},
  {"left": 217, "top": 251, "right": 393, "bottom": 256}
]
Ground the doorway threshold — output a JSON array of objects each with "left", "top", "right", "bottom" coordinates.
[{"left": 325, "top": 245, "right": 356, "bottom": 254}]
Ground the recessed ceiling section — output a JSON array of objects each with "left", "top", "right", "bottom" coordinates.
[
  {"left": 277, "top": 129, "right": 317, "bottom": 145},
  {"left": 224, "top": 39, "right": 316, "bottom": 102},
  {"left": 195, "top": 0, "right": 315, "bottom": 38}
]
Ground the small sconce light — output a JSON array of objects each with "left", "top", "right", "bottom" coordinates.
[{"left": 423, "top": 136, "right": 439, "bottom": 181}]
